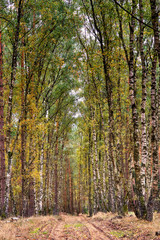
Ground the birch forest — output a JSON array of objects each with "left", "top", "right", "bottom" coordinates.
[{"left": 0, "top": 0, "right": 160, "bottom": 228}]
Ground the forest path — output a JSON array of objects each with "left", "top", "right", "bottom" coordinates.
[
  {"left": 0, "top": 212, "right": 159, "bottom": 240},
  {"left": 42, "top": 213, "right": 115, "bottom": 240},
  {"left": 14, "top": 213, "right": 116, "bottom": 240},
  {"left": 77, "top": 214, "right": 115, "bottom": 240},
  {"left": 50, "top": 213, "right": 114, "bottom": 240}
]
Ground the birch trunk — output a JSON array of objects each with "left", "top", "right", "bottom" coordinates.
[
  {"left": 64, "top": 158, "right": 68, "bottom": 212},
  {"left": 78, "top": 162, "right": 81, "bottom": 214},
  {"left": 53, "top": 121, "right": 59, "bottom": 215},
  {"left": 5, "top": 155, "right": 12, "bottom": 216},
  {"left": 139, "top": 0, "right": 148, "bottom": 206},
  {"left": 129, "top": 0, "right": 146, "bottom": 218},
  {"left": 90, "top": 135, "right": 98, "bottom": 214},
  {"left": 20, "top": 25, "right": 26, "bottom": 216},
  {"left": 58, "top": 138, "right": 64, "bottom": 211},
  {"left": 39, "top": 141, "right": 44, "bottom": 213},
  {"left": 88, "top": 125, "right": 92, "bottom": 216},
  {"left": 99, "top": 107, "right": 108, "bottom": 210},
  {"left": 92, "top": 116, "right": 103, "bottom": 211},
  {"left": 139, "top": 0, "right": 148, "bottom": 202},
  {"left": 5, "top": 0, "right": 23, "bottom": 217},
  {"left": 147, "top": 0, "right": 159, "bottom": 221},
  {"left": 0, "top": 25, "right": 5, "bottom": 215},
  {"left": 67, "top": 157, "right": 73, "bottom": 214},
  {"left": 44, "top": 131, "right": 50, "bottom": 214}
]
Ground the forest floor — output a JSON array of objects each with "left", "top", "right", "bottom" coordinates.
[{"left": 0, "top": 212, "right": 160, "bottom": 240}]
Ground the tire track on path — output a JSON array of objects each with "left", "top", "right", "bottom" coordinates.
[
  {"left": 79, "top": 215, "right": 116, "bottom": 240},
  {"left": 47, "top": 220, "right": 66, "bottom": 240}
]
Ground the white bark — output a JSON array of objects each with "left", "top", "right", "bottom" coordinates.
[
  {"left": 5, "top": 154, "right": 12, "bottom": 215},
  {"left": 39, "top": 143, "right": 44, "bottom": 212}
]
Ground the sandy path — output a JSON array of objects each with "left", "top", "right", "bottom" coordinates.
[
  {"left": 78, "top": 215, "right": 115, "bottom": 240},
  {"left": 47, "top": 220, "right": 66, "bottom": 240},
  {"left": 47, "top": 214, "right": 114, "bottom": 240}
]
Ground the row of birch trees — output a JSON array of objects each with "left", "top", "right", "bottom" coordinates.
[
  {"left": 74, "top": 0, "right": 160, "bottom": 221},
  {"left": 0, "top": 0, "right": 79, "bottom": 217}
]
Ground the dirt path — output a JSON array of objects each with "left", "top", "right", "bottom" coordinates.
[
  {"left": 1, "top": 212, "right": 159, "bottom": 240},
  {"left": 32, "top": 214, "right": 115, "bottom": 240},
  {"left": 78, "top": 215, "right": 115, "bottom": 240},
  {"left": 47, "top": 220, "right": 66, "bottom": 240},
  {"left": 46, "top": 214, "right": 115, "bottom": 240}
]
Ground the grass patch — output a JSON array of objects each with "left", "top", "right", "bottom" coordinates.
[
  {"left": 64, "top": 224, "right": 72, "bottom": 228},
  {"left": 74, "top": 223, "right": 83, "bottom": 228},
  {"left": 110, "top": 230, "right": 132, "bottom": 238},
  {"left": 30, "top": 227, "right": 40, "bottom": 234}
]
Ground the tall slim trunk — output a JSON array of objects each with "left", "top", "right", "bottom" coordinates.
[
  {"left": 99, "top": 107, "right": 108, "bottom": 210},
  {"left": 89, "top": 108, "right": 98, "bottom": 213},
  {"left": 92, "top": 111, "right": 102, "bottom": 211},
  {"left": 5, "top": 155, "right": 12, "bottom": 216},
  {"left": 68, "top": 157, "right": 73, "bottom": 214},
  {"left": 28, "top": 179, "right": 35, "bottom": 216},
  {"left": 88, "top": 125, "right": 92, "bottom": 216},
  {"left": 27, "top": 135, "right": 35, "bottom": 216},
  {"left": 78, "top": 161, "right": 81, "bottom": 214},
  {"left": 100, "top": 7, "right": 116, "bottom": 213},
  {"left": 64, "top": 158, "right": 68, "bottom": 212},
  {"left": 58, "top": 137, "right": 65, "bottom": 211},
  {"left": 21, "top": 27, "right": 26, "bottom": 216},
  {"left": 53, "top": 121, "right": 59, "bottom": 215},
  {"left": 0, "top": 25, "right": 5, "bottom": 215},
  {"left": 147, "top": 0, "right": 159, "bottom": 221},
  {"left": 44, "top": 130, "right": 50, "bottom": 214},
  {"left": 39, "top": 140, "right": 44, "bottom": 213},
  {"left": 116, "top": 65, "right": 126, "bottom": 215},
  {"left": 139, "top": 0, "right": 148, "bottom": 201},
  {"left": 34, "top": 178, "right": 38, "bottom": 215},
  {"left": 129, "top": 0, "right": 146, "bottom": 219},
  {"left": 5, "top": 0, "right": 23, "bottom": 217}
]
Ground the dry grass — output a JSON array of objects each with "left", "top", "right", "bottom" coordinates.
[
  {"left": 92, "top": 211, "right": 117, "bottom": 221},
  {"left": 0, "top": 215, "right": 56, "bottom": 240},
  {"left": 91, "top": 212, "right": 160, "bottom": 239},
  {"left": 0, "top": 212, "right": 160, "bottom": 239}
]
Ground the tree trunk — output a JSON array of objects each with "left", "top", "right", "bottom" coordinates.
[
  {"left": 92, "top": 110, "right": 103, "bottom": 211},
  {"left": 4, "top": 155, "right": 12, "bottom": 216},
  {"left": 5, "top": 0, "right": 23, "bottom": 217},
  {"left": 58, "top": 137, "right": 65, "bottom": 212},
  {"left": 39, "top": 140, "right": 44, "bottom": 213},
  {"left": 28, "top": 179, "right": 35, "bottom": 216},
  {"left": 68, "top": 157, "right": 73, "bottom": 214},
  {"left": 88, "top": 125, "right": 92, "bottom": 216},
  {"left": 139, "top": 0, "right": 148, "bottom": 203},
  {"left": 53, "top": 121, "right": 59, "bottom": 215},
  {"left": 0, "top": 25, "right": 5, "bottom": 216},
  {"left": 21, "top": 26, "right": 26, "bottom": 216},
  {"left": 90, "top": 123, "right": 98, "bottom": 214},
  {"left": 129, "top": 0, "right": 146, "bottom": 219},
  {"left": 78, "top": 161, "right": 81, "bottom": 214},
  {"left": 64, "top": 158, "right": 68, "bottom": 212},
  {"left": 147, "top": 0, "right": 159, "bottom": 221}
]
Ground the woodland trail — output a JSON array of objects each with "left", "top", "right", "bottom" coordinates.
[
  {"left": 0, "top": 212, "right": 160, "bottom": 240},
  {"left": 51, "top": 214, "right": 113, "bottom": 240},
  {"left": 13, "top": 213, "right": 114, "bottom": 240}
]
